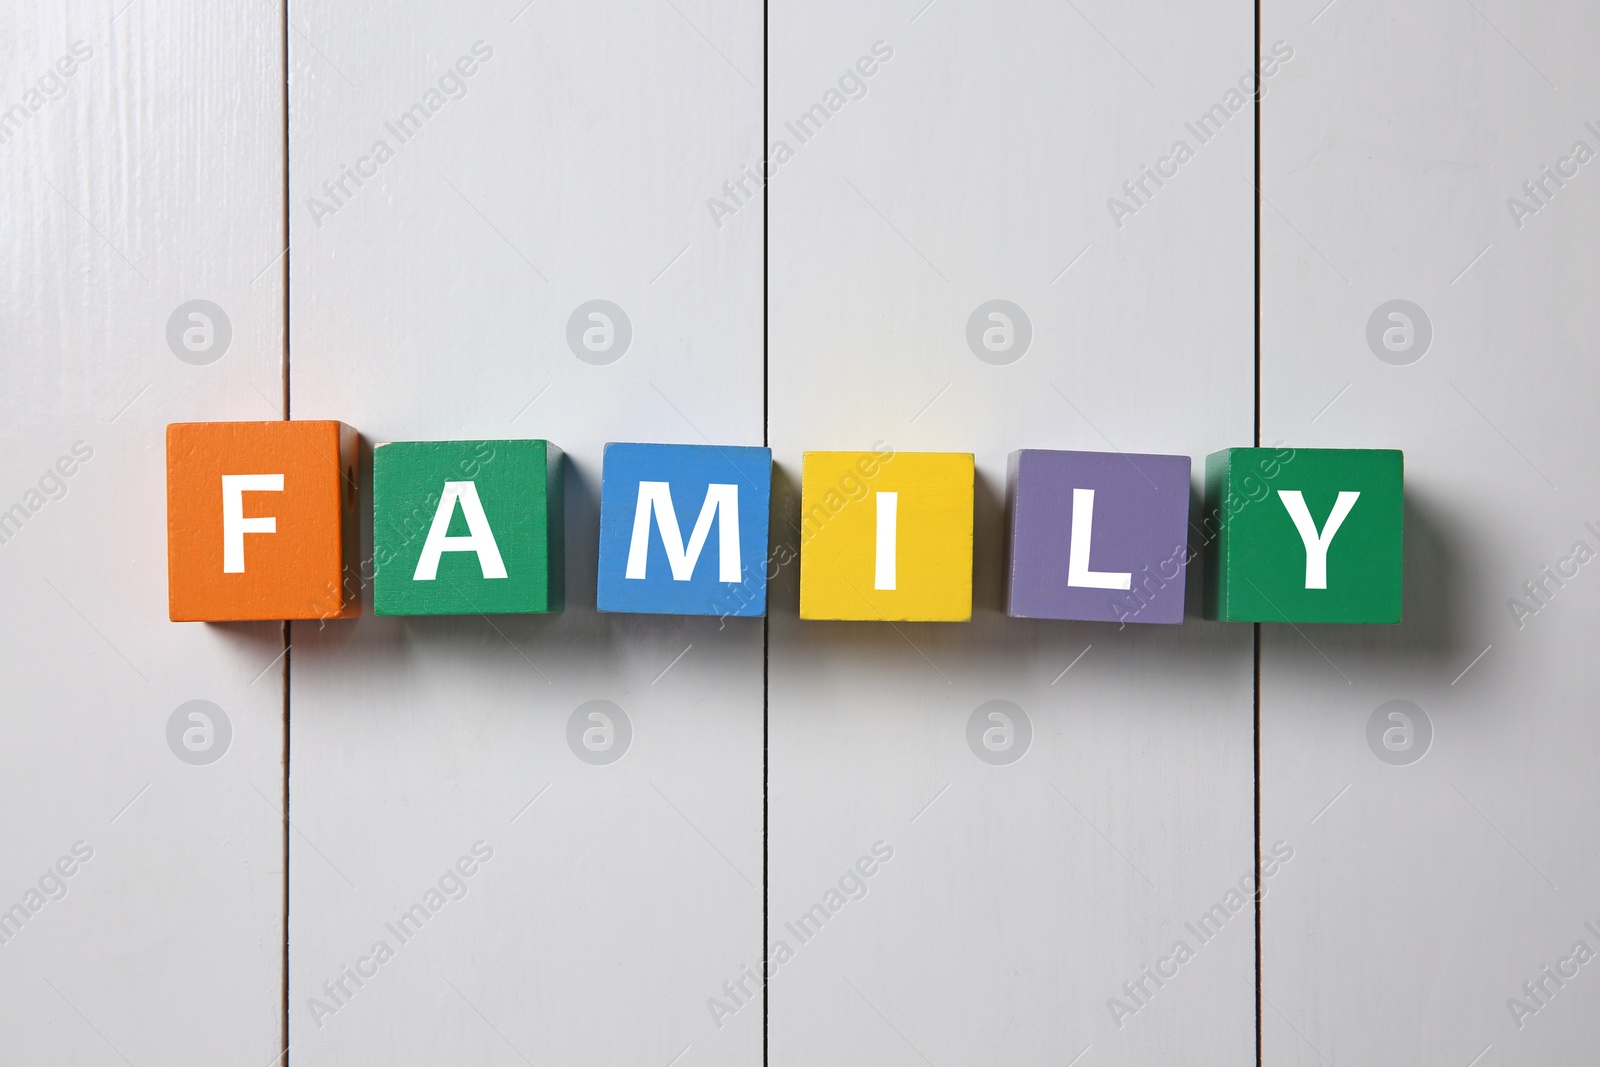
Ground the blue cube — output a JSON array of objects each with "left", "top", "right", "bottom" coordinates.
[{"left": 596, "top": 442, "right": 772, "bottom": 617}]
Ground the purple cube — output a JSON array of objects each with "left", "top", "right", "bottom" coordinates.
[{"left": 1005, "top": 449, "right": 1192, "bottom": 624}]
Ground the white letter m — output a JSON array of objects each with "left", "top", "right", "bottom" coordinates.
[{"left": 626, "top": 482, "right": 741, "bottom": 582}]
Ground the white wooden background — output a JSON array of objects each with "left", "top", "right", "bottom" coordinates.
[{"left": 2, "top": 1, "right": 1596, "bottom": 1065}]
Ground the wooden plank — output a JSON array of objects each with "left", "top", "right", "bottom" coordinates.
[
  {"left": 1260, "top": 2, "right": 1600, "bottom": 1062},
  {"left": 0, "top": 1, "right": 287, "bottom": 1062},
  {"left": 767, "top": 3, "right": 1257, "bottom": 1063},
  {"left": 285, "top": 1, "right": 764, "bottom": 1063}
]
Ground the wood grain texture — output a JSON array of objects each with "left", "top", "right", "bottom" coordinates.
[
  {"left": 1261, "top": 2, "right": 1600, "bottom": 1063},
  {"left": 286, "top": 1, "right": 763, "bottom": 1064},
  {"left": 0, "top": 0, "right": 287, "bottom": 1062},
  {"left": 13, "top": 0, "right": 1598, "bottom": 1061},
  {"left": 767, "top": 2, "right": 1256, "bottom": 1063}
]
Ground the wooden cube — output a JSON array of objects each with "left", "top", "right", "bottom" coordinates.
[
  {"left": 1202, "top": 447, "right": 1403, "bottom": 623},
  {"left": 1006, "top": 449, "right": 1191, "bottom": 624},
  {"left": 799, "top": 449, "right": 973, "bottom": 621},
  {"left": 372, "top": 439, "right": 563, "bottom": 616},
  {"left": 166, "top": 421, "right": 359, "bottom": 621},
  {"left": 596, "top": 442, "right": 772, "bottom": 617}
]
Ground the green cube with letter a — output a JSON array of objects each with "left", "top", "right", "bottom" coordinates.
[{"left": 373, "top": 439, "right": 562, "bottom": 616}]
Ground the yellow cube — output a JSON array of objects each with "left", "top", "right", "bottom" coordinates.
[{"left": 799, "top": 449, "right": 974, "bottom": 621}]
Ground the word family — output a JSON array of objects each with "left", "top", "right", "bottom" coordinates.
[{"left": 165, "top": 422, "right": 1403, "bottom": 625}]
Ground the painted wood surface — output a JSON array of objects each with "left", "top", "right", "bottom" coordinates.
[
  {"left": 767, "top": 2, "right": 1257, "bottom": 1063},
  {"left": 9, "top": 0, "right": 1599, "bottom": 1063},
  {"left": 0, "top": 0, "right": 287, "bottom": 1062},
  {"left": 1261, "top": 2, "right": 1600, "bottom": 1063},
  {"left": 286, "top": 1, "right": 763, "bottom": 1064}
]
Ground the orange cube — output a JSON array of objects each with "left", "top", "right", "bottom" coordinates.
[{"left": 166, "top": 421, "right": 360, "bottom": 621}]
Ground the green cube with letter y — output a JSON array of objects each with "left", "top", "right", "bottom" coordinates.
[{"left": 1202, "top": 447, "right": 1402, "bottom": 623}]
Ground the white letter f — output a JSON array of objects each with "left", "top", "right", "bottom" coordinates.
[{"left": 222, "top": 474, "right": 284, "bottom": 573}]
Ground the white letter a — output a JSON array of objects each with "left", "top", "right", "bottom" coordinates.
[{"left": 414, "top": 482, "right": 508, "bottom": 580}]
